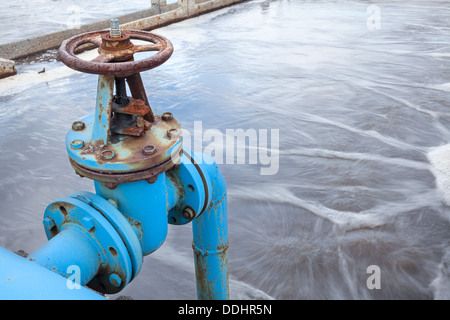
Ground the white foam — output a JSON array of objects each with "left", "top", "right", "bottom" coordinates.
[
  {"left": 430, "top": 247, "right": 450, "bottom": 299},
  {"left": 430, "top": 83, "right": 450, "bottom": 92},
  {"left": 229, "top": 185, "right": 439, "bottom": 230},
  {"left": 427, "top": 144, "right": 450, "bottom": 207}
]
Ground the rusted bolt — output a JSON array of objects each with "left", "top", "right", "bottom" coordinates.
[
  {"left": 71, "top": 139, "right": 84, "bottom": 149},
  {"left": 161, "top": 112, "right": 173, "bottom": 121},
  {"left": 182, "top": 206, "right": 195, "bottom": 220},
  {"left": 109, "top": 273, "right": 122, "bottom": 287},
  {"left": 167, "top": 128, "right": 180, "bottom": 139},
  {"left": 110, "top": 19, "right": 121, "bottom": 38},
  {"left": 142, "top": 145, "right": 156, "bottom": 155},
  {"left": 101, "top": 150, "right": 115, "bottom": 160},
  {"left": 81, "top": 216, "right": 95, "bottom": 231},
  {"left": 72, "top": 121, "right": 85, "bottom": 131}
]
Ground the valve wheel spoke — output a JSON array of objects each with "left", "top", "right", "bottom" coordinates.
[
  {"left": 87, "top": 35, "right": 103, "bottom": 47},
  {"left": 133, "top": 43, "right": 162, "bottom": 53},
  {"left": 91, "top": 53, "right": 115, "bottom": 63}
]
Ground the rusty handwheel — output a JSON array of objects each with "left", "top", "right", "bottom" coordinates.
[{"left": 58, "top": 29, "right": 173, "bottom": 76}]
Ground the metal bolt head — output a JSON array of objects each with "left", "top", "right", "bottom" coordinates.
[
  {"left": 167, "top": 128, "right": 180, "bottom": 139},
  {"left": 101, "top": 150, "right": 115, "bottom": 160},
  {"left": 161, "top": 112, "right": 173, "bottom": 121},
  {"left": 72, "top": 121, "right": 85, "bottom": 131},
  {"left": 182, "top": 206, "right": 196, "bottom": 220},
  {"left": 71, "top": 139, "right": 84, "bottom": 149},
  {"left": 81, "top": 216, "right": 95, "bottom": 231},
  {"left": 142, "top": 145, "right": 156, "bottom": 155},
  {"left": 109, "top": 273, "right": 122, "bottom": 287}
]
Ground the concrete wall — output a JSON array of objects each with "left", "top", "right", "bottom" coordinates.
[{"left": 0, "top": 0, "right": 248, "bottom": 61}]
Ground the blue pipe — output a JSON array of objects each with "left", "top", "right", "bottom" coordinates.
[
  {"left": 94, "top": 175, "right": 169, "bottom": 256},
  {"left": 0, "top": 149, "right": 228, "bottom": 299},
  {"left": 28, "top": 226, "right": 102, "bottom": 286},
  {"left": 188, "top": 151, "right": 229, "bottom": 299},
  {"left": 0, "top": 247, "right": 106, "bottom": 300}
]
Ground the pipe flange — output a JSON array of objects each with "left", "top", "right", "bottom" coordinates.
[
  {"left": 69, "top": 191, "right": 143, "bottom": 280},
  {"left": 43, "top": 197, "right": 133, "bottom": 294},
  {"left": 66, "top": 113, "right": 182, "bottom": 185}
]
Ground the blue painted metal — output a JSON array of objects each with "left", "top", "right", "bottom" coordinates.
[
  {"left": 71, "top": 191, "right": 143, "bottom": 279},
  {"left": 1, "top": 26, "right": 229, "bottom": 299},
  {"left": 92, "top": 75, "right": 114, "bottom": 145},
  {"left": 31, "top": 196, "right": 134, "bottom": 293},
  {"left": 188, "top": 150, "right": 229, "bottom": 300},
  {"left": 0, "top": 247, "right": 106, "bottom": 300},
  {"left": 94, "top": 176, "right": 169, "bottom": 256},
  {"left": 166, "top": 148, "right": 210, "bottom": 225}
]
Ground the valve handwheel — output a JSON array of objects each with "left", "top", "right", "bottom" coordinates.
[{"left": 58, "top": 29, "right": 173, "bottom": 76}]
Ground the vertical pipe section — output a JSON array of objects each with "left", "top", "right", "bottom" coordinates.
[
  {"left": 94, "top": 174, "right": 168, "bottom": 256},
  {"left": 191, "top": 153, "right": 229, "bottom": 300},
  {"left": 92, "top": 75, "right": 115, "bottom": 145},
  {"left": 28, "top": 226, "right": 102, "bottom": 286}
]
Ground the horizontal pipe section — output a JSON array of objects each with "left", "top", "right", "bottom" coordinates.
[
  {"left": 0, "top": 247, "right": 106, "bottom": 300},
  {"left": 28, "top": 226, "right": 103, "bottom": 287}
]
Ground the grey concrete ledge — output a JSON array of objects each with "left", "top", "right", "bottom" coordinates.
[
  {"left": 0, "top": 58, "right": 17, "bottom": 79},
  {"left": 0, "top": 0, "right": 248, "bottom": 61}
]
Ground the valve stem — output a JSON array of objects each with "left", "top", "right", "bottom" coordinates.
[{"left": 110, "top": 19, "right": 121, "bottom": 38}]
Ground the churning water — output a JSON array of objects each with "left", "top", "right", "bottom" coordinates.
[{"left": 1, "top": 0, "right": 450, "bottom": 299}]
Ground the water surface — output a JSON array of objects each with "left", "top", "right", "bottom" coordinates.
[{"left": 1, "top": 0, "right": 450, "bottom": 299}]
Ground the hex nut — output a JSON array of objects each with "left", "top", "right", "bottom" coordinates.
[
  {"left": 182, "top": 206, "right": 195, "bottom": 220},
  {"left": 167, "top": 128, "right": 180, "bottom": 139},
  {"left": 161, "top": 112, "right": 173, "bottom": 121},
  {"left": 81, "top": 216, "right": 95, "bottom": 231},
  {"left": 71, "top": 139, "right": 84, "bottom": 149},
  {"left": 101, "top": 150, "right": 115, "bottom": 160},
  {"left": 142, "top": 145, "right": 156, "bottom": 155},
  {"left": 72, "top": 121, "right": 85, "bottom": 131},
  {"left": 109, "top": 273, "right": 122, "bottom": 287}
]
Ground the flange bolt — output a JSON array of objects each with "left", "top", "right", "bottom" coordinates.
[
  {"left": 182, "top": 206, "right": 196, "bottom": 220},
  {"left": 71, "top": 139, "right": 84, "bottom": 149},
  {"left": 101, "top": 150, "right": 115, "bottom": 160},
  {"left": 161, "top": 112, "right": 173, "bottom": 121},
  {"left": 109, "top": 273, "right": 122, "bottom": 288},
  {"left": 142, "top": 145, "right": 156, "bottom": 155},
  {"left": 72, "top": 121, "right": 85, "bottom": 131}
]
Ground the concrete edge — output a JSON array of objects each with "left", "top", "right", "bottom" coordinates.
[{"left": 0, "top": 0, "right": 249, "bottom": 61}]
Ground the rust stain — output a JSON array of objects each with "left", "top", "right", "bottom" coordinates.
[{"left": 58, "top": 30, "right": 173, "bottom": 77}]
